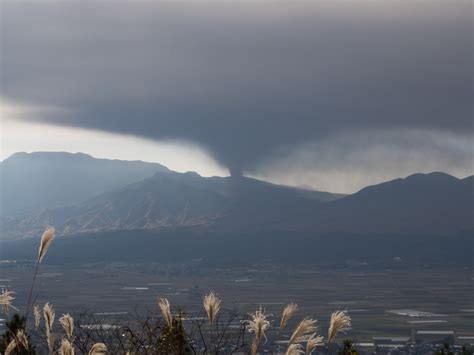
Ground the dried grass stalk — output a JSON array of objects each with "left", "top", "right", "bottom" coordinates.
[
  {"left": 203, "top": 291, "right": 221, "bottom": 324},
  {"left": 44, "top": 302, "right": 56, "bottom": 354},
  {"left": 46, "top": 331, "right": 55, "bottom": 354},
  {"left": 328, "top": 310, "right": 351, "bottom": 343},
  {"left": 0, "top": 291, "right": 15, "bottom": 315},
  {"left": 16, "top": 329, "right": 30, "bottom": 351},
  {"left": 4, "top": 338, "right": 17, "bottom": 355},
  {"left": 88, "top": 342, "right": 107, "bottom": 354},
  {"left": 157, "top": 298, "right": 173, "bottom": 328},
  {"left": 60, "top": 338, "right": 75, "bottom": 355},
  {"left": 289, "top": 318, "right": 317, "bottom": 345},
  {"left": 38, "top": 226, "right": 56, "bottom": 262},
  {"left": 43, "top": 302, "right": 55, "bottom": 332},
  {"left": 26, "top": 226, "right": 56, "bottom": 322},
  {"left": 250, "top": 338, "right": 258, "bottom": 355},
  {"left": 305, "top": 333, "right": 324, "bottom": 355},
  {"left": 59, "top": 313, "right": 74, "bottom": 339},
  {"left": 280, "top": 303, "right": 298, "bottom": 329},
  {"left": 286, "top": 343, "right": 304, "bottom": 355},
  {"left": 34, "top": 305, "right": 41, "bottom": 330},
  {"left": 248, "top": 306, "right": 270, "bottom": 353}
]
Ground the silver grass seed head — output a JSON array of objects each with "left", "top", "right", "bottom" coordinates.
[{"left": 38, "top": 226, "right": 56, "bottom": 262}]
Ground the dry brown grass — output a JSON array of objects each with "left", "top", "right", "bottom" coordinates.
[
  {"left": 328, "top": 310, "right": 351, "bottom": 343},
  {"left": 60, "top": 313, "right": 75, "bottom": 339},
  {"left": 305, "top": 333, "right": 324, "bottom": 354},
  {"left": 34, "top": 304, "right": 41, "bottom": 330},
  {"left": 4, "top": 338, "right": 17, "bottom": 355},
  {"left": 280, "top": 303, "right": 298, "bottom": 330},
  {"left": 157, "top": 297, "right": 173, "bottom": 328},
  {"left": 88, "top": 342, "right": 107, "bottom": 354},
  {"left": 43, "top": 302, "right": 56, "bottom": 354},
  {"left": 203, "top": 291, "right": 221, "bottom": 324},
  {"left": 38, "top": 226, "right": 56, "bottom": 262},
  {"left": 288, "top": 318, "right": 318, "bottom": 345},
  {"left": 16, "top": 329, "right": 30, "bottom": 351},
  {"left": 286, "top": 343, "right": 304, "bottom": 355},
  {"left": 60, "top": 338, "right": 75, "bottom": 355},
  {"left": 248, "top": 306, "right": 271, "bottom": 354},
  {"left": 0, "top": 290, "right": 15, "bottom": 315}
]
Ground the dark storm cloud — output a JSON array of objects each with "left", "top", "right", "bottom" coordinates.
[{"left": 1, "top": 1, "right": 472, "bottom": 175}]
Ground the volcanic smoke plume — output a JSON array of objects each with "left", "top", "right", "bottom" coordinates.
[{"left": 1, "top": 1, "right": 472, "bottom": 176}]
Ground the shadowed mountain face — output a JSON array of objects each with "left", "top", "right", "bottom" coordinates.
[
  {"left": 1, "top": 167, "right": 343, "bottom": 240},
  {"left": 0, "top": 153, "right": 472, "bottom": 242},
  {"left": 315, "top": 172, "right": 474, "bottom": 235},
  {"left": 0, "top": 152, "right": 169, "bottom": 217}
]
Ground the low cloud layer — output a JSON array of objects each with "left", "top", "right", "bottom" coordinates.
[
  {"left": 1, "top": 1, "right": 472, "bottom": 178},
  {"left": 254, "top": 129, "right": 473, "bottom": 192}
]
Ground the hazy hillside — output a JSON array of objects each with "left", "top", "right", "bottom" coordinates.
[
  {"left": 0, "top": 152, "right": 169, "bottom": 217},
  {"left": 316, "top": 172, "right": 474, "bottom": 235},
  {"left": 1, "top": 169, "right": 342, "bottom": 239},
  {"left": 1, "top": 151, "right": 472, "bottom": 241}
]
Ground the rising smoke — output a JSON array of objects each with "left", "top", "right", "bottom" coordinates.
[{"left": 1, "top": 1, "right": 472, "bottom": 176}]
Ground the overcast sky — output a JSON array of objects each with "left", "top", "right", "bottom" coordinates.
[{"left": 1, "top": 0, "right": 472, "bottom": 193}]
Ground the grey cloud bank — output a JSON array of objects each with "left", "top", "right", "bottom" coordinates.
[{"left": 1, "top": 1, "right": 472, "bottom": 179}]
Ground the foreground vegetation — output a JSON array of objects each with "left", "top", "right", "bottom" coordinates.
[
  {"left": 0, "top": 227, "right": 472, "bottom": 354},
  {"left": 0, "top": 227, "right": 354, "bottom": 354}
]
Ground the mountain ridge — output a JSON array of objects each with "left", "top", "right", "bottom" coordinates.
[
  {"left": 0, "top": 151, "right": 169, "bottom": 217},
  {"left": 1, "top": 152, "right": 472, "bottom": 240}
]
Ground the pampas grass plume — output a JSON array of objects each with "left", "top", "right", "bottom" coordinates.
[
  {"left": 203, "top": 291, "right": 221, "bottom": 324},
  {"left": 288, "top": 318, "right": 318, "bottom": 345},
  {"left": 60, "top": 338, "right": 75, "bottom": 355},
  {"left": 0, "top": 291, "right": 15, "bottom": 315},
  {"left": 280, "top": 303, "right": 298, "bottom": 329},
  {"left": 158, "top": 298, "right": 173, "bottom": 328},
  {"left": 89, "top": 342, "right": 107, "bottom": 354},
  {"left": 328, "top": 310, "right": 351, "bottom": 343},
  {"left": 16, "top": 329, "right": 30, "bottom": 351},
  {"left": 43, "top": 302, "right": 55, "bottom": 331},
  {"left": 286, "top": 343, "right": 304, "bottom": 355},
  {"left": 38, "top": 226, "right": 56, "bottom": 262},
  {"left": 44, "top": 302, "right": 56, "bottom": 354},
  {"left": 248, "top": 306, "right": 270, "bottom": 347},
  {"left": 306, "top": 333, "right": 323, "bottom": 355},
  {"left": 59, "top": 313, "right": 74, "bottom": 339}
]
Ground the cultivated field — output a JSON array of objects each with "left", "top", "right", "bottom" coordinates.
[{"left": 1, "top": 262, "right": 473, "bottom": 343}]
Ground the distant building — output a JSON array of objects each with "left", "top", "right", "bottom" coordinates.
[{"left": 373, "top": 336, "right": 410, "bottom": 350}]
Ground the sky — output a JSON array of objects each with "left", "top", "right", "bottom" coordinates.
[{"left": 1, "top": 0, "right": 472, "bottom": 193}]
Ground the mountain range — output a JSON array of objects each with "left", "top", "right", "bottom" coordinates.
[
  {"left": 1, "top": 151, "right": 473, "bottom": 240},
  {"left": 0, "top": 151, "right": 168, "bottom": 217},
  {"left": 1, "top": 152, "right": 472, "bottom": 265}
]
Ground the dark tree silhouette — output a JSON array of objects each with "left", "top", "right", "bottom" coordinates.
[
  {"left": 0, "top": 313, "right": 34, "bottom": 354},
  {"left": 338, "top": 339, "right": 358, "bottom": 355}
]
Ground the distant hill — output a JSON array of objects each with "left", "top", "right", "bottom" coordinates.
[
  {"left": 1, "top": 169, "right": 342, "bottom": 240},
  {"left": 315, "top": 172, "right": 474, "bottom": 235},
  {"left": 0, "top": 152, "right": 169, "bottom": 217},
  {"left": 1, "top": 152, "right": 472, "bottom": 241}
]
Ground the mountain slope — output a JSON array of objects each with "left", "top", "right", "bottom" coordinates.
[
  {"left": 0, "top": 152, "right": 169, "bottom": 217},
  {"left": 2, "top": 164, "right": 472, "bottom": 241},
  {"left": 317, "top": 172, "right": 474, "bottom": 235},
  {"left": 1, "top": 169, "right": 342, "bottom": 239}
]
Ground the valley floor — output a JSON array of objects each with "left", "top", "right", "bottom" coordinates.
[{"left": 1, "top": 262, "right": 473, "bottom": 348}]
